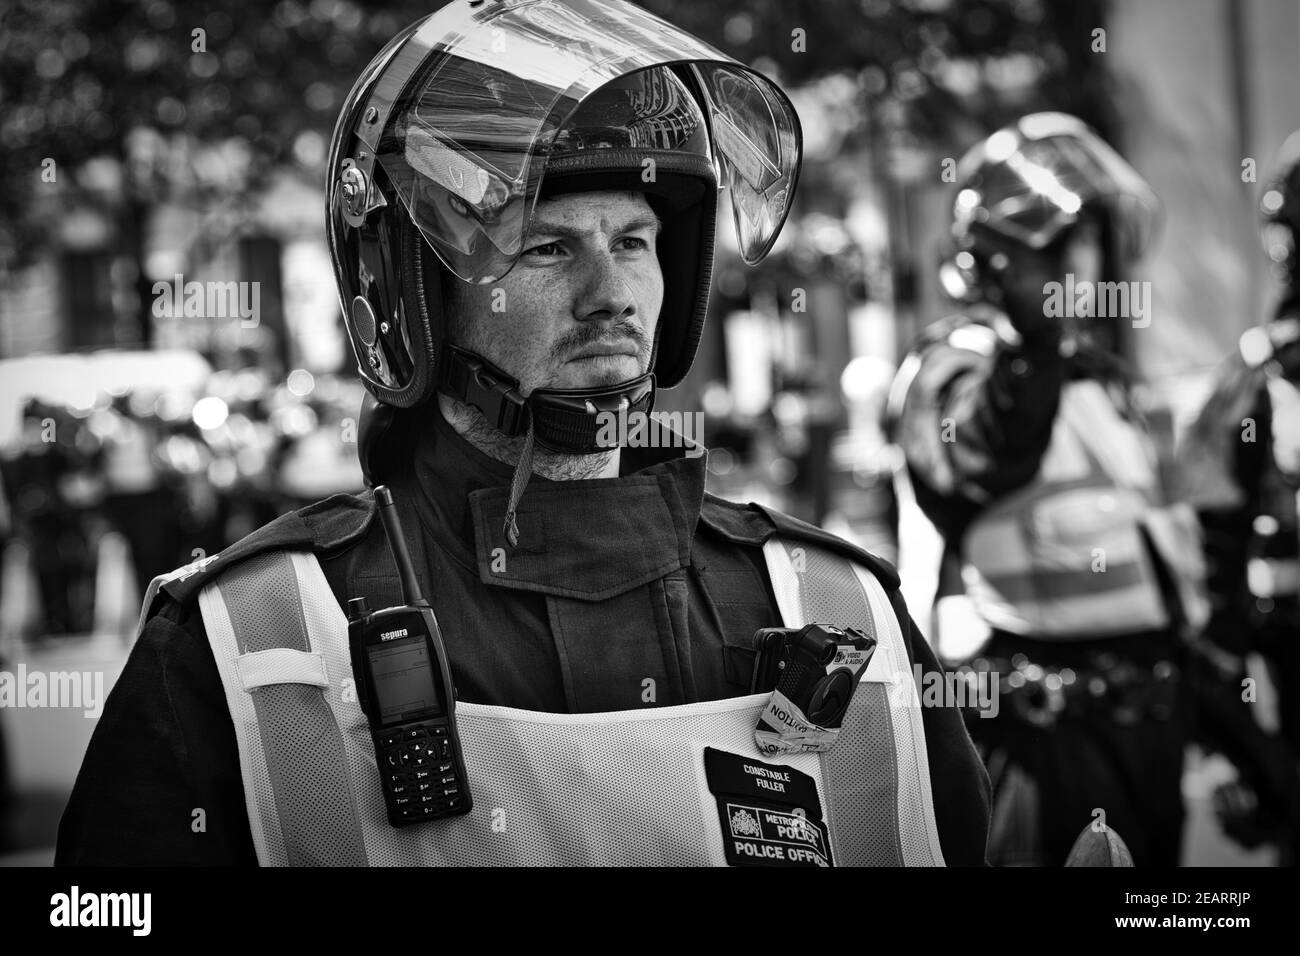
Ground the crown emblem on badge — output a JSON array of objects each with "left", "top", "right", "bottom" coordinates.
[{"left": 729, "top": 808, "right": 761, "bottom": 838}]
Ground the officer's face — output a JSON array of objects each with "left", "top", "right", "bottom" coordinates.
[
  {"left": 1062, "top": 217, "right": 1103, "bottom": 287},
  {"left": 445, "top": 191, "right": 664, "bottom": 396},
  {"left": 994, "top": 216, "right": 1106, "bottom": 330}
]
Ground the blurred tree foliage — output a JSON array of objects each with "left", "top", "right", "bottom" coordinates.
[
  {"left": 0, "top": 0, "right": 1108, "bottom": 328},
  {"left": 1, "top": 0, "right": 433, "bottom": 339},
  {"left": 640, "top": 0, "right": 1112, "bottom": 134}
]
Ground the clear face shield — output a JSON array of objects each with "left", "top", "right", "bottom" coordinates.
[
  {"left": 356, "top": 0, "right": 801, "bottom": 284},
  {"left": 954, "top": 113, "right": 1160, "bottom": 263}
]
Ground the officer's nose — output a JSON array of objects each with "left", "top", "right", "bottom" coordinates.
[{"left": 573, "top": 246, "right": 636, "bottom": 324}]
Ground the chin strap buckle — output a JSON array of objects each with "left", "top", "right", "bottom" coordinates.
[{"left": 439, "top": 345, "right": 528, "bottom": 437}]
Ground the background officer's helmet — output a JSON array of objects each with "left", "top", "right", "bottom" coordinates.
[{"left": 938, "top": 112, "right": 1161, "bottom": 303}]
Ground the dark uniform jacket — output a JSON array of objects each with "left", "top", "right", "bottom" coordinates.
[{"left": 56, "top": 409, "right": 991, "bottom": 866}]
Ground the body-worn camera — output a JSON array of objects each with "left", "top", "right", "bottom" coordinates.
[
  {"left": 347, "top": 486, "right": 472, "bottom": 827},
  {"left": 751, "top": 623, "right": 877, "bottom": 755}
]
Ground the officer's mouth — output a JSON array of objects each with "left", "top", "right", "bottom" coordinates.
[{"left": 566, "top": 345, "right": 639, "bottom": 364}]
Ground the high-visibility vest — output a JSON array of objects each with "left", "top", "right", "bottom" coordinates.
[
  {"left": 194, "top": 537, "right": 946, "bottom": 866},
  {"left": 961, "top": 379, "right": 1174, "bottom": 639}
]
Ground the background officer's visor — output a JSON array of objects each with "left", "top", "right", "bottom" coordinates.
[{"left": 372, "top": 0, "right": 800, "bottom": 283}]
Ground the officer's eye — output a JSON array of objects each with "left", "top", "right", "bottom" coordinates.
[
  {"left": 617, "top": 235, "right": 652, "bottom": 252},
  {"left": 523, "top": 241, "right": 565, "bottom": 258}
]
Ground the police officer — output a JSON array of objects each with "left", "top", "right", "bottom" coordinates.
[
  {"left": 100, "top": 391, "right": 186, "bottom": 603},
  {"left": 0, "top": 399, "right": 98, "bottom": 636},
  {"left": 1176, "top": 132, "right": 1300, "bottom": 862},
  {"left": 57, "top": 0, "right": 989, "bottom": 866},
  {"left": 887, "top": 113, "right": 1201, "bottom": 866}
]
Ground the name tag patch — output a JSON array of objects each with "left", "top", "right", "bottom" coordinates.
[{"left": 703, "top": 747, "right": 833, "bottom": 867}]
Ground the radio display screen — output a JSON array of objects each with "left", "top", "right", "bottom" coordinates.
[{"left": 368, "top": 637, "right": 443, "bottom": 723}]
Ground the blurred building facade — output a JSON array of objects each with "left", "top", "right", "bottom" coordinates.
[{"left": 1110, "top": 0, "right": 1300, "bottom": 381}]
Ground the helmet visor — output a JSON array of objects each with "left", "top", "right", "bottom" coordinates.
[
  {"left": 372, "top": 0, "right": 800, "bottom": 283},
  {"left": 956, "top": 114, "right": 1160, "bottom": 260}
]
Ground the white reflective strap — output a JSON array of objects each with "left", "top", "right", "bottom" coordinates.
[
  {"left": 761, "top": 538, "right": 945, "bottom": 866},
  {"left": 1059, "top": 380, "right": 1157, "bottom": 490},
  {"left": 199, "top": 581, "right": 289, "bottom": 867},
  {"left": 885, "top": 351, "right": 924, "bottom": 425},
  {"left": 204, "top": 552, "right": 370, "bottom": 866},
  {"left": 289, "top": 552, "right": 395, "bottom": 852},
  {"left": 1036, "top": 412, "right": 1092, "bottom": 483},
  {"left": 963, "top": 562, "right": 1169, "bottom": 639},
  {"left": 762, "top": 537, "right": 806, "bottom": 627},
  {"left": 235, "top": 649, "right": 329, "bottom": 691},
  {"left": 854, "top": 561, "right": 944, "bottom": 867}
]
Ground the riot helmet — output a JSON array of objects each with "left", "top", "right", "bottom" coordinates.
[
  {"left": 938, "top": 112, "right": 1160, "bottom": 302},
  {"left": 327, "top": 0, "right": 801, "bottom": 477}
]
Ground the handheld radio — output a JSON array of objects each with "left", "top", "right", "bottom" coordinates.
[{"left": 347, "top": 485, "right": 472, "bottom": 826}]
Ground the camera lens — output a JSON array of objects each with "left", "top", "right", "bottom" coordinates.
[{"left": 807, "top": 669, "right": 855, "bottom": 724}]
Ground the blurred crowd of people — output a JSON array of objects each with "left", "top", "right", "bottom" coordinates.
[{"left": 0, "top": 362, "right": 365, "bottom": 638}]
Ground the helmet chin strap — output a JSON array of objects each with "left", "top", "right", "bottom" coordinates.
[
  {"left": 438, "top": 343, "right": 657, "bottom": 547},
  {"left": 437, "top": 344, "right": 656, "bottom": 455}
]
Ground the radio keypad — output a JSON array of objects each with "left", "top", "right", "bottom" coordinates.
[{"left": 380, "top": 719, "right": 466, "bottom": 821}]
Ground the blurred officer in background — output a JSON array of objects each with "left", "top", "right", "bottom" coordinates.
[
  {"left": 1177, "top": 131, "right": 1300, "bottom": 863},
  {"left": 887, "top": 113, "right": 1205, "bottom": 866},
  {"left": 59, "top": 0, "right": 989, "bottom": 866},
  {"left": 271, "top": 374, "right": 365, "bottom": 513},
  {"left": 0, "top": 399, "right": 98, "bottom": 636},
  {"left": 190, "top": 369, "right": 283, "bottom": 545},
  {"left": 98, "top": 391, "right": 186, "bottom": 603}
]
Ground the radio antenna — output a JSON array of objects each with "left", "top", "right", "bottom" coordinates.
[{"left": 374, "top": 485, "right": 427, "bottom": 607}]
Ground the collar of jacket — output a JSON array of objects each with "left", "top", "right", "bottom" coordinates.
[
  {"left": 396, "top": 404, "right": 709, "bottom": 601},
  {"left": 156, "top": 413, "right": 902, "bottom": 607}
]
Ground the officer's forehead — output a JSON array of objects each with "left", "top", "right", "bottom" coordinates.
[{"left": 527, "top": 191, "right": 660, "bottom": 234}]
